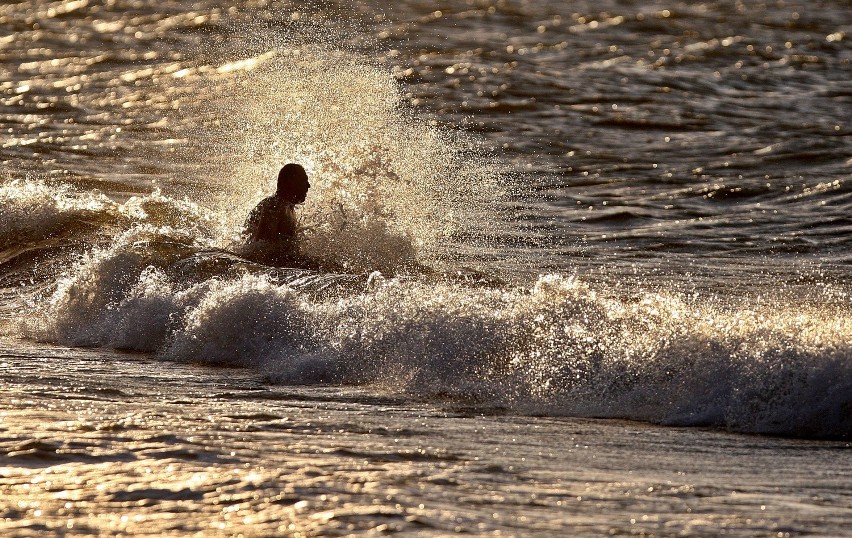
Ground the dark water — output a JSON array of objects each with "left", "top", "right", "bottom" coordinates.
[
  {"left": 1, "top": 1, "right": 850, "bottom": 436},
  {"left": 391, "top": 1, "right": 851, "bottom": 282}
]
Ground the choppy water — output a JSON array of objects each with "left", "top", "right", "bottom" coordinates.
[{"left": 1, "top": 1, "right": 851, "bottom": 534}]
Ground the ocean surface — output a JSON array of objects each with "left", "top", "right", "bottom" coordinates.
[{"left": 1, "top": 0, "right": 850, "bottom": 535}]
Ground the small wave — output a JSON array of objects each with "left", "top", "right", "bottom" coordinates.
[
  {"left": 0, "top": 179, "right": 122, "bottom": 252},
  {"left": 572, "top": 208, "right": 657, "bottom": 224},
  {"left": 593, "top": 116, "right": 706, "bottom": 131},
  {"left": 0, "top": 178, "right": 227, "bottom": 255}
]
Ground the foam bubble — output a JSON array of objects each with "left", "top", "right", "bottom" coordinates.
[{"left": 163, "top": 274, "right": 321, "bottom": 370}]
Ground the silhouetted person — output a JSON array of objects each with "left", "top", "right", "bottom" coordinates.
[{"left": 243, "top": 164, "right": 311, "bottom": 264}]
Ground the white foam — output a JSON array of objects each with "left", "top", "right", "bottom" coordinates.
[
  {"left": 0, "top": 179, "right": 120, "bottom": 251},
  {"left": 21, "top": 246, "right": 852, "bottom": 438},
  {"left": 0, "top": 178, "right": 232, "bottom": 255}
]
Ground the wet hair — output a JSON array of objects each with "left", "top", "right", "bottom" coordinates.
[{"left": 276, "top": 163, "right": 310, "bottom": 203}]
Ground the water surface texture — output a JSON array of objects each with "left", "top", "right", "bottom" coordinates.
[{"left": 1, "top": 1, "right": 850, "bottom": 535}]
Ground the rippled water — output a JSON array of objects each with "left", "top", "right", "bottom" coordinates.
[
  {"left": 1, "top": 1, "right": 850, "bottom": 535},
  {"left": 5, "top": 1, "right": 849, "bottom": 277},
  {"left": 2, "top": 341, "right": 850, "bottom": 536}
]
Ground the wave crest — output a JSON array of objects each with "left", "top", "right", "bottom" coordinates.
[{"left": 20, "top": 244, "right": 851, "bottom": 439}]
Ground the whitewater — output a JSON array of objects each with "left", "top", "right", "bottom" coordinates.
[{"left": 1, "top": 0, "right": 849, "bottom": 535}]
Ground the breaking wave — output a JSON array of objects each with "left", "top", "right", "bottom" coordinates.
[
  {"left": 2, "top": 38, "right": 849, "bottom": 441},
  {"left": 10, "top": 209, "right": 850, "bottom": 440}
]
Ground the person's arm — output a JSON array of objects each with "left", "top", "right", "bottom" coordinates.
[{"left": 244, "top": 199, "right": 266, "bottom": 241}]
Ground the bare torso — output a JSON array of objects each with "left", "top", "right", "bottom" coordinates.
[{"left": 244, "top": 195, "right": 298, "bottom": 243}]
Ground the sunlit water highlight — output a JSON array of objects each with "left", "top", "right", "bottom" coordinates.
[{"left": 1, "top": 0, "right": 850, "bottom": 535}]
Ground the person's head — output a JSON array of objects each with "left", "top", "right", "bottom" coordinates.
[{"left": 276, "top": 163, "right": 310, "bottom": 204}]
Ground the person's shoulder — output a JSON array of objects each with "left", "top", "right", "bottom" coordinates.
[{"left": 254, "top": 195, "right": 278, "bottom": 210}]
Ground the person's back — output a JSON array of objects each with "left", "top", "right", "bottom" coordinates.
[
  {"left": 242, "top": 163, "right": 311, "bottom": 265},
  {"left": 245, "top": 195, "right": 298, "bottom": 243}
]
